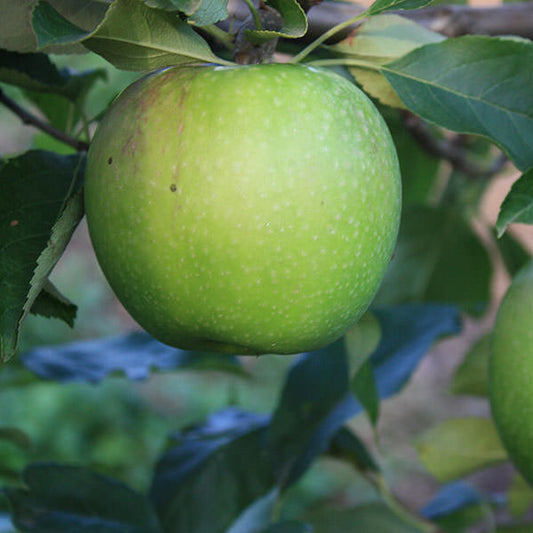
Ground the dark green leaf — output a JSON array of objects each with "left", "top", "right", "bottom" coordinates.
[
  {"left": 0, "top": 150, "right": 85, "bottom": 361},
  {"left": 0, "top": 50, "right": 67, "bottom": 92},
  {"left": 306, "top": 502, "right": 424, "bottom": 532},
  {"left": 449, "top": 335, "right": 490, "bottom": 397},
  {"left": 375, "top": 206, "right": 492, "bottom": 314},
  {"left": 150, "top": 408, "right": 274, "bottom": 533},
  {"left": 0, "top": 427, "right": 31, "bottom": 451},
  {"left": 416, "top": 417, "right": 507, "bottom": 482},
  {"left": 494, "top": 226, "right": 532, "bottom": 277},
  {"left": 496, "top": 169, "right": 533, "bottom": 236},
  {"left": 327, "top": 426, "right": 379, "bottom": 473},
  {"left": 366, "top": 0, "right": 434, "bottom": 17},
  {"left": 29, "top": 280, "right": 77, "bottom": 327},
  {"left": 33, "top": 1, "right": 90, "bottom": 48},
  {"left": 382, "top": 107, "right": 441, "bottom": 205},
  {"left": 0, "top": 50, "right": 106, "bottom": 108},
  {"left": 22, "top": 331, "right": 248, "bottom": 382},
  {"left": 383, "top": 36, "right": 533, "bottom": 171},
  {"left": 226, "top": 488, "right": 279, "bottom": 533},
  {"left": 5, "top": 463, "right": 162, "bottom": 532},
  {"left": 267, "top": 342, "right": 358, "bottom": 489},
  {"left": 260, "top": 522, "right": 314, "bottom": 533},
  {"left": 369, "top": 304, "right": 461, "bottom": 398}
]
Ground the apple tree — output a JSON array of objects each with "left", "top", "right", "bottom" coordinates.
[{"left": 1, "top": 0, "right": 533, "bottom": 531}]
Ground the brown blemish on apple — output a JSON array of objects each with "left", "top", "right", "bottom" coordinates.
[{"left": 170, "top": 184, "right": 177, "bottom": 192}]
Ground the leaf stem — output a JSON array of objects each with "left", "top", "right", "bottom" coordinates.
[
  {"left": 373, "top": 474, "right": 438, "bottom": 533},
  {"left": 307, "top": 57, "right": 382, "bottom": 71},
  {"left": 0, "top": 88, "right": 90, "bottom": 152},
  {"left": 200, "top": 24, "right": 235, "bottom": 50},
  {"left": 289, "top": 11, "right": 367, "bottom": 63},
  {"left": 242, "top": 0, "right": 263, "bottom": 30}
]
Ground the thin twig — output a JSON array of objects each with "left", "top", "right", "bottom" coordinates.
[
  {"left": 402, "top": 112, "right": 508, "bottom": 179},
  {"left": 0, "top": 88, "right": 90, "bottom": 152}
]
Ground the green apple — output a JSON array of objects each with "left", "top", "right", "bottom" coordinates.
[
  {"left": 84, "top": 63, "right": 401, "bottom": 355},
  {"left": 489, "top": 261, "right": 533, "bottom": 485}
]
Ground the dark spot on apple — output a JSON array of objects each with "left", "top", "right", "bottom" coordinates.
[
  {"left": 108, "top": 157, "right": 113, "bottom": 165},
  {"left": 170, "top": 184, "right": 177, "bottom": 192}
]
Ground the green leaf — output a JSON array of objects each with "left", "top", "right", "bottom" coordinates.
[
  {"left": 332, "top": 15, "right": 444, "bottom": 108},
  {"left": 0, "top": 0, "right": 107, "bottom": 53},
  {"left": 84, "top": 0, "right": 226, "bottom": 70},
  {"left": 344, "top": 311, "right": 381, "bottom": 376},
  {"left": 6, "top": 463, "right": 162, "bottom": 532},
  {"left": 0, "top": 1, "right": 39, "bottom": 52},
  {"left": 345, "top": 313, "right": 381, "bottom": 425},
  {"left": 374, "top": 206, "right": 492, "bottom": 314},
  {"left": 244, "top": 0, "right": 307, "bottom": 43},
  {"left": 494, "top": 226, "right": 532, "bottom": 277},
  {"left": 144, "top": 0, "right": 228, "bottom": 24},
  {"left": 383, "top": 36, "right": 533, "bottom": 171},
  {"left": 33, "top": 0, "right": 90, "bottom": 48},
  {"left": 416, "top": 417, "right": 508, "bottom": 482},
  {"left": 496, "top": 169, "right": 533, "bottom": 237},
  {"left": 0, "top": 150, "right": 85, "bottom": 361},
  {"left": 187, "top": 0, "right": 229, "bottom": 26},
  {"left": 31, "top": 0, "right": 225, "bottom": 69},
  {"left": 0, "top": 50, "right": 66, "bottom": 92},
  {"left": 351, "top": 359, "right": 379, "bottom": 426},
  {"left": 306, "top": 502, "right": 425, "bottom": 532},
  {"left": 29, "top": 280, "right": 77, "bottom": 327},
  {"left": 366, "top": 0, "right": 434, "bottom": 17},
  {"left": 508, "top": 472, "right": 533, "bottom": 518},
  {"left": 449, "top": 334, "right": 490, "bottom": 397}
]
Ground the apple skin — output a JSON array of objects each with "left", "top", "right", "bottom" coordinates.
[
  {"left": 84, "top": 63, "right": 401, "bottom": 355},
  {"left": 489, "top": 261, "right": 533, "bottom": 485}
]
